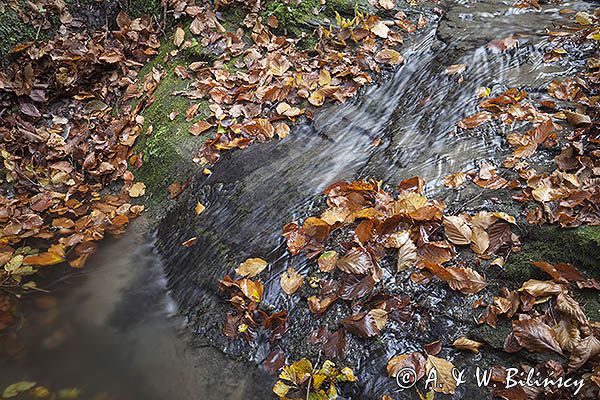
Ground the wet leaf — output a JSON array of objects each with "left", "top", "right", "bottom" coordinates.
[
  {"left": 236, "top": 257, "right": 268, "bottom": 278},
  {"left": 374, "top": 49, "right": 403, "bottom": 65},
  {"left": 318, "top": 251, "right": 338, "bottom": 272},
  {"left": 424, "top": 262, "right": 487, "bottom": 294},
  {"left": 195, "top": 201, "right": 206, "bottom": 215},
  {"left": 387, "top": 352, "right": 426, "bottom": 380},
  {"left": 3, "top": 381, "right": 36, "bottom": 398},
  {"left": 239, "top": 278, "right": 264, "bottom": 303},
  {"left": 337, "top": 248, "right": 374, "bottom": 275},
  {"left": 443, "top": 172, "right": 467, "bottom": 188},
  {"left": 453, "top": 337, "right": 483, "bottom": 353},
  {"left": 342, "top": 308, "right": 388, "bottom": 338},
  {"left": 23, "top": 245, "right": 65, "bottom": 266},
  {"left": 458, "top": 112, "right": 492, "bottom": 129},
  {"left": 280, "top": 267, "right": 303, "bottom": 295},
  {"left": 181, "top": 237, "right": 198, "bottom": 247},
  {"left": 444, "top": 64, "right": 466, "bottom": 75}
]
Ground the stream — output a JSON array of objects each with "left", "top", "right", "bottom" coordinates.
[{"left": 1, "top": 0, "right": 596, "bottom": 399}]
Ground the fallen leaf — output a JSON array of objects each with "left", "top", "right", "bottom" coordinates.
[
  {"left": 425, "top": 355, "right": 457, "bottom": 395},
  {"left": 512, "top": 316, "right": 563, "bottom": 355},
  {"left": 174, "top": 27, "right": 185, "bottom": 47},
  {"left": 318, "top": 250, "right": 339, "bottom": 272},
  {"left": 444, "top": 215, "right": 473, "bottom": 245},
  {"left": 236, "top": 258, "right": 268, "bottom": 278},
  {"left": 128, "top": 182, "right": 146, "bottom": 198},
  {"left": 453, "top": 337, "right": 483, "bottom": 353},
  {"left": 195, "top": 201, "right": 206, "bottom": 215},
  {"left": 280, "top": 267, "right": 303, "bottom": 295},
  {"left": 342, "top": 308, "right": 388, "bottom": 338}
]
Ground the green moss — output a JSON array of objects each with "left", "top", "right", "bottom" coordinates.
[
  {"left": 263, "top": 0, "right": 320, "bottom": 33},
  {"left": 133, "top": 65, "right": 209, "bottom": 207},
  {"left": 220, "top": 6, "right": 248, "bottom": 31},
  {"left": 121, "top": 0, "right": 162, "bottom": 19},
  {"left": 132, "top": 34, "right": 213, "bottom": 211},
  {"left": 504, "top": 225, "right": 600, "bottom": 285},
  {"left": 0, "top": 5, "right": 47, "bottom": 57}
]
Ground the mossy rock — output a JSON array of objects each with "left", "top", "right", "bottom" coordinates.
[
  {"left": 132, "top": 26, "right": 215, "bottom": 214},
  {"left": 504, "top": 225, "right": 600, "bottom": 285},
  {"left": 261, "top": 0, "right": 373, "bottom": 47}
]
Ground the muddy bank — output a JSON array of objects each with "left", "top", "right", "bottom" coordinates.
[{"left": 152, "top": 0, "right": 598, "bottom": 398}]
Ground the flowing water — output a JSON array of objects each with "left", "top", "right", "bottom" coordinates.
[{"left": 1, "top": 1, "right": 596, "bottom": 399}]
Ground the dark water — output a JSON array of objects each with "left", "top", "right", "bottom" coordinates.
[{"left": 1, "top": 1, "right": 595, "bottom": 399}]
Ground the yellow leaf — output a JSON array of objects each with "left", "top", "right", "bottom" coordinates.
[
  {"left": 272, "top": 380, "right": 290, "bottom": 397},
  {"left": 23, "top": 244, "right": 65, "bottom": 266},
  {"left": 194, "top": 202, "right": 206, "bottom": 215},
  {"left": 235, "top": 257, "right": 268, "bottom": 278},
  {"left": 453, "top": 337, "right": 483, "bottom": 353},
  {"left": 425, "top": 355, "right": 457, "bottom": 394},
  {"left": 173, "top": 27, "right": 185, "bottom": 47},
  {"left": 280, "top": 267, "right": 303, "bottom": 295},
  {"left": 3, "top": 381, "right": 37, "bottom": 398},
  {"left": 128, "top": 182, "right": 146, "bottom": 198}
]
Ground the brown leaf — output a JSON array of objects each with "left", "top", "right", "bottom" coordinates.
[
  {"left": 374, "top": 49, "right": 404, "bottom": 65},
  {"left": 531, "top": 261, "right": 584, "bottom": 283},
  {"left": 555, "top": 291, "right": 588, "bottom": 328},
  {"left": 23, "top": 244, "right": 65, "bottom": 266},
  {"left": 443, "top": 172, "right": 467, "bottom": 188},
  {"left": 387, "top": 352, "right": 426, "bottom": 381},
  {"left": 280, "top": 267, "right": 303, "bottom": 295},
  {"left": 318, "top": 251, "right": 338, "bottom": 272},
  {"left": 444, "top": 64, "right": 467, "bottom": 75},
  {"left": 443, "top": 215, "right": 472, "bottom": 245},
  {"left": 424, "top": 262, "right": 487, "bottom": 294},
  {"left": 339, "top": 274, "right": 375, "bottom": 300},
  {"left": 173, "top": 27, "right": 185, "bottom": 47},
  {"left": 568, "top": 335, "right": 600, "bottom": 372},
  {"left": 239, "top": 278, "right": 264, "bottom": 303},
  {"left": 189, "top": 121, "right": 212, "bottom": 136},
  {"left": 564, "top": 110, "right": 591, "bottom": 127},
  {"left": 323, "top": 329, "right": 345, "bottom": 360},
  {"left": 453, "top": 337, "right": 483, "bottom": 353},
  {"left": 128, "top": 182, "right": 146, "bottom": 197},
  {"left": 342, "top": 308, "right": 388, "bottom": 338},
  {"left": 458, "top": 112, "right": 492, "bottom": 129},
  {"left": 552, "top": 318, "right": 581, "bottom": 352},
  {"left": 512, "top": 316, "right": 563, "bottom": 355},
  {"left": 337, "top": 248, "right": 374, "bottom": 275},
  {"left": 519, "top": 279, "right": 564, "bottom": 297}
]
